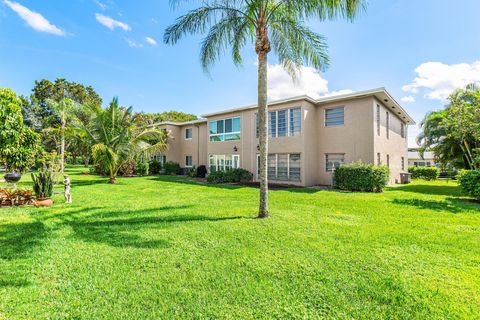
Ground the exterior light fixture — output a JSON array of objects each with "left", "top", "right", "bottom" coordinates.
[
  {"left": 233, "top": 146, "right": 238, "bottom": 152},
  {"left": 257, "top": 145, "right": 260, "bottom": 151}
]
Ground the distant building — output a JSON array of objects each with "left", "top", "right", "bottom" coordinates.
[{"left": 408, "top": 148, "right": 438, "bottom": 167}]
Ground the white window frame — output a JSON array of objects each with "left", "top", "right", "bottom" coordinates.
[
  {"left": 325, "top": 106, "right": 345, "bottom": 127},
  {"left": 209, "top": 154, "right": 240, "bottom": 172},
  {"left": 185, "top": 155, "right": 193, "bottom": 167},
  {"left": 209, "top": 117, "right": 241, "bottom": 142},
  {"left": 386, "top": 111, "right": 390, "bottom": 139},
  {"left": 256, "top": 107, "right": 302, "bottom": 138},
  {"left": 260, "top": 153, "right": 301, "bottom": 182},
  {"left": 325, "top": 153, "right": 345, "bottom": 172},
  {"left": 185, "top": 128, "right": 193, "bottom": 140}
]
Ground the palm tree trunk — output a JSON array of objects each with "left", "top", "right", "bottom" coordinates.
[
  {"left": 257, "top": 50, "right": 269, "bottom": 218},
  {"left": 61, "top": 111, "right": 65, "bottom": 174}
]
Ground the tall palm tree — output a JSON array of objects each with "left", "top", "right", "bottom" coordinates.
[
  {"left": 85, "top": 98, "right": 168, "bottom": 184},
  {"left": 164, "top": 0, "right": 366, "bottom": 218},
  {"left": 47, "top": 98, "right": 75, "bottom": 173}
]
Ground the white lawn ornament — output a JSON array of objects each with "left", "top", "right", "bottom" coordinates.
[{"left": 64, "top": 175, "right": 72, "bottom": 204}]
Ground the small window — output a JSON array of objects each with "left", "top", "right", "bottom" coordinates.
[
  {"left": 401, "top": 157, "right": 405, "bottom": 170},
  {"left": 185, "top": 128, "right": 193, "bottom": 140},
  {"left": 325, "top": 107, "right": 344, "bottom": 126},
  {"left": 186, "top": 155, "right": 193, "bottom": 167},
  {"left": 326, "top": 154, "right": 345, "bottom": 172},
  {"left": 386, "top": 154, "right": 390, "bottom": 168},
  {"left": 386, "top": 112, "right": 390, "bottom": 139},
  {"left": 377, "top": 153, "right": 381, "bottom": 165},
  {"left": 401, "top": 123, "right": 405, "bottom": 138}
]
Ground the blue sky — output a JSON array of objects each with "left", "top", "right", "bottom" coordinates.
[{"left": 1, "top": 0, "right": 479, "bottom": 146}]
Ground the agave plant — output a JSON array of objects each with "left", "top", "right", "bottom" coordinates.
[{"left": 31, "top": 168, "right": 54, "bottom": 199}]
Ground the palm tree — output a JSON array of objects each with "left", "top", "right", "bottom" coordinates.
[
  {"left": 47, "top": 98, "right": 75, "bottom": 173},
  {"left": 164, "top": 0, "right": 366, "bottom": 218},
  {"left": 85, "top": 98, "right": 168, "bottom": 184}
]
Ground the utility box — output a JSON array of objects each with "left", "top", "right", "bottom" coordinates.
[{"left": 400, "top": 172, "right": 411, "bottom": 184}]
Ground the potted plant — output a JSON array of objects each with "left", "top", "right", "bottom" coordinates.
[{"left": 31, "top": 168, "right": 54, "bottom": 207}]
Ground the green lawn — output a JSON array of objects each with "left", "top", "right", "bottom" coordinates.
[{"left": 1, "top": 167, "right": 479, "bottom": 319}]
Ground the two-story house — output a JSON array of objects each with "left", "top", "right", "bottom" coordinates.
[{"left": 157, "top": 88, "right": 415, "bottom": 186}]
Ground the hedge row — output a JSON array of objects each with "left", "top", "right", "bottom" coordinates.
[
  {"left": 207, "top": 169, "right": 253, "bottom": 184},
  {"left": 334, "top": 162, "right": 390, "bottom": 193},
  {"left": 408, "top": 166, "right": 440, "bottom": 180},
  {"left": 457, "top": 170, "right": 480, "bottom": 200}
]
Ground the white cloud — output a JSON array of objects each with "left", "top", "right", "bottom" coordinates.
[
  {"left": 93, "top": 0, "right": 107, "bottom": 10},
  {"left": 125, "top": 38, "right": 142, "bottom": 48},
  {"left": 403, "top": 61, "right": 480, "bottom": 100},
  {"left": 95, "top": 13, "right": 130, "bottom": 31},
  {"left": 3, "top": 0, "right": 65, "bottom": 36},
  {"left": 268, "top": 64, "right": 328, "bottom": 100},
  {"left": 267, "top": 64, "right": 351, "bottom": 100},
  {"left": 401, "top": 95, "right": 415, "bottom": 103},
  {"left": 145, "top": 36, "right": 157, "bottom": 46}
]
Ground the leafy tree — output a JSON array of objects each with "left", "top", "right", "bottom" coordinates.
[
  {"left": 0, "top": 88, "right": 40, "bottom": 173},
  {"left": 85, "top": 98, "right": 168, "bottom": 184},
  {"left": 418, "top": 84, "right": 480, "bottom": 169},
  {"left": 134, "top": 111, "right": 198, "bottom": 126},
  {"left": 164, "top": 0, "right": 365, "bottom": 218}
]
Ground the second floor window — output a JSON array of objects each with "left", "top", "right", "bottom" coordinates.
[
  {"left": 209, "top": 117, "right": 241, "bottom": 142},
  {"left": 185, "top": 128, "right": 193, "bottom": 140},
  {"left": 386, "top": 111, "right": 390, "bottom": 139},
  {"left": 325, "top": 107, "right": 345, "bottom": 126},
  {"left": 400, "top": 123, "right": 405, "bottom": 138},
  {"left": 256, "top": 107, "right": 301, "bottom": 138},
  {"left": 377, "top": 105, "right": 381, "bottom": 136}
]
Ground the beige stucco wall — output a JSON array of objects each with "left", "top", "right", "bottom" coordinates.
[
  {"left": 373, "top": 98, "right": 408, "bottom": 184},
  {"left": 161, "top": 95, "right": 409, "bottom": 187}
]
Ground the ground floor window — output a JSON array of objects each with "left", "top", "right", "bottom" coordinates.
[
  {"left": 186, "top": 155, "right": 193, "bottom": 167},
  {"left": 152, "top": 155, "right": 166, "bottom": 166},
  {"left": 209, "top": 154, "right": 240, "bottom": 172},
  {"left": 259, "top": 153, "right": 301, "bottom": 182},
  {"left": 413, "top": 161, "right": 432, "bottom": 167},
  {"left": 325, "top": 154, "right": 345, "bottom": 172}
]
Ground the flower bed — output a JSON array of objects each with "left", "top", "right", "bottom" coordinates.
[{"left": 0, "top": 188, "right": 35, "bottom": 207}]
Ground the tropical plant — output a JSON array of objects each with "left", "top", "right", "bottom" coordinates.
[
  {"left": 85, "top": 97, "right": 168, "bottom": 184},
  {"left": 31, "top": 168, "right": 54, "bottom": 199},
  {"left": 418, "top": 84, "right": 480, "bottom": 170},
  {"left": 0, "top": 88, "right": 40, "bottom": 173},
  {"left": 164, "top": 161, "right": 182, "bottom": 175},
  {"left": 207, "top": 168, "right": 254, "bottom": 183},
  {"left": 164, "top": 0, "right": 366, "bottom": 218}
]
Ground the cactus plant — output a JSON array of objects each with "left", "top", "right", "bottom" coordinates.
[{"left": 31, "top": 168, "right": 54, "bottom": 199}]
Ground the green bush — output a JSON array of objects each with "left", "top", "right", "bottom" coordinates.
[
  {"left": 119, "top": 159, "right": 136, "bottom": 177},
  {"left": 136, "top": 160, "right": 149, "bottom": 176},
  {"left": 207, "top": 169, "right": 253, "bottom": 184},
  {"left": 408, "top": 166, "right": 440, "bottom": 180},
  {"left": 164, "top": 161, "right": 181, "bottom": 175},
  {"left": 187, "top": 166, "right": 197, "bottom": 178},
  {"left": 149, "top": 160, "right": 162, "bottom": 175},
  {"left": 334, "top": 161, "right": 390, "bottom": 193},
  {"left": 457, "top": 170, "right": 480, "bottom": 200}
]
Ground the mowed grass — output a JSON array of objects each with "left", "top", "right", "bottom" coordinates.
[{"left": 0, "top": 167, "right": 479, "bottom": 319}]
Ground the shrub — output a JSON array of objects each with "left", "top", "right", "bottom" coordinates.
[
  {"left": 149, "top": 160, "right": 162, "bottom": 175},
  {"left": 164, "top": 161, "right": 181, "bottom": 175},
  {"left": 119, "top": 159, "right": 136, "bottom": 177},
  {"left": 334, "top": 162, "right": 390, "bottom": 193},
  {"left": 207, "top": 169, "right": 253, "bottom": 184},
  {"left": 187, "top": 166, "right": 197, "bottom": 178},
  {"left": 196, "top": 165, "right": 208, "bottom": 178},
  {"left": 31, "top": 168, "right": 54, "bottom": 199},
  {"left": 136, "top": 160, "right": 149, "bottom": 176},
  {"left": 408, "top": 166, "right": 440, "bottom": 180},
  {"left": 457, "top": 170, "right": 480, "bottom": 200}
]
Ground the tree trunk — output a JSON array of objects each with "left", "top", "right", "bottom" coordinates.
[
  {"left": 257, "top": 51, "right": 269, "bottom": 218},
  {"left": 60, "top": 111, "right": 65, "bottom": 174}
]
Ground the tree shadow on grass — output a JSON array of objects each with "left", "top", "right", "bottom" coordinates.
[
  {"left": 0, "top": 220, "right": 46, "bottom": 260},
  {"left": 389, "top": 184, "right": 462, "bottom": 197},
  {"left": 61, "top": 205, "right": 247, "bottom": 249},
  {"left": 392, "top": 198, "right": 479, "bottom": 214}
]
